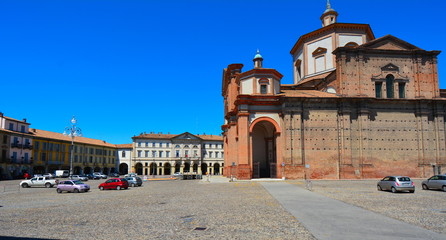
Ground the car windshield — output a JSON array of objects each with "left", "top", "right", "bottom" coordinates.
[
  {"left": 73, "top": 180, "right": 83, "bottom": 185},
  {"left": 398, "top": 177, "right": 411, "bottom": 181}
]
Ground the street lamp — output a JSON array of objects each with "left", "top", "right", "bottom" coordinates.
[{"left": 63, "top": 116, "right": 82, "bottom": 176}]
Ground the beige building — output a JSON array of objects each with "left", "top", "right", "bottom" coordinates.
[
  {"left": 222, "top": 2, "right": 445, "bottom": 180},
  {"left": 128, "top": 132, "right": 224, "bottom": 176},
  {"left": 32, "top": 128, "right": 117, "bottom": 175}
]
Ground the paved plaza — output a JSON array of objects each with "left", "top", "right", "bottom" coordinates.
[{"left": 1, "top": 177, "right": 445, "bottom": 240}]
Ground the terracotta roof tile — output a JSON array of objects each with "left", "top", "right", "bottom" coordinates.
[
  {"left": 115, "top": 143, "right": 133, "bottom": 148},
  {"left": 1, "top": 116, "right": 31, "bottom": 125},
  {"left": 281, "top": 89, "right": 339, "bottom": 98},
  {"left": 30, "top": 128, "right": 117, "bottom": 148}
]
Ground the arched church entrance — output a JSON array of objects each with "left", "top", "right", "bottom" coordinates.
[
  {"left": 119, "top": 163, "right": 128, "bottom": 175},
  {"left": 251, "top": 119, "right": 278, "bottom": 178}
]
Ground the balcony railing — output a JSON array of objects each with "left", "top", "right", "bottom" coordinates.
[
  {"left": 11, "top": 143, "right": 22, "bottom": 148},
  {"left": 2, "top": 158, "right": 33, "bottom": 164},
  {"left": 23, "top": 144, "right": 33, "bottom": 150}
]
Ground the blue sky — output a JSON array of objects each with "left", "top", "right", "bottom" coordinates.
[{"left": 1, "top": 0, "right": 445, "bottom": 144}]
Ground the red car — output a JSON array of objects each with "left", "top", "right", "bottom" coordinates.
[{"left": 98, "top": 178, "right": 129, "bottom": 190}]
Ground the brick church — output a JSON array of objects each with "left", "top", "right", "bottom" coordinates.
[{"left": 221, "top": 1, "right": 445, "bottom": 180}]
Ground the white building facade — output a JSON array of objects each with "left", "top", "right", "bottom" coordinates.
[{"left": 123, "top": 132, "right": 224, "bottom": 176}]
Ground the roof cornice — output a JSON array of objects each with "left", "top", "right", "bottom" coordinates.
[{"left": 290, "top": 23, "right": 375, "bottom": 55}]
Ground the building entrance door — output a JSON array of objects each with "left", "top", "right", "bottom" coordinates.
[{"left": 251, "top": 120, "right": 277, "bottom": 178}]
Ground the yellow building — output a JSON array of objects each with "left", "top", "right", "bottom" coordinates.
[{"left": 31, "top": 128, "right": 117, "bottom": 175}]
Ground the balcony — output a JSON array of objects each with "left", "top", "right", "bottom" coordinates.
[
  {"left": 11, "top": 143, "right": 23, "bottom": 148},
  {"left": 23, "top": 144, "right": 33, "bottom": 150},
  {"left": 6, "top": 158, "right": 33, "bottom": 164}
]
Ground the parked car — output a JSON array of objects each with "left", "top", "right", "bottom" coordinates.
[
  {"left": 69, "top": 175, "right": 88, "bottom": 181},
  {"left": 377, "top": 176, "right": 415, "bottom": 193},
  {"left": 98, "top": 178, "right": 128, "bottom": 190},
  {"left": 422, "top": 175, "right": 446, "bottom": 191},
  {"left": 173, "top": 172, "right": 183, "bottom": 178},
  {"left": 20, "top": 177, "right": 58, "bottom": 188},
  {"left": 93, "top": 172, "right": 107, "bottom": 179},
  {"left": 108, "top": 172, "right": 119, "bottom": 177},
  {"left": 55, "top": 170, "right": 70, "bottom": 178},
  {"left": 57, "top": 180, "right": 90, "bottom": 193},
  {"left": 85, "top": 173, "right": 100, "bottom": 180},
  {"left": 124, "top": 173, "right": 137, "bottom": 178},
  {"left": 125, "top": 177, "right": 143, "bottom": 187},
  {"left": 43, "top": 173, "right": 55, "bottom": 178}
]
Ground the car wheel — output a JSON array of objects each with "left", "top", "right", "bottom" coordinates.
[
  {"left": 377, "top": 185, "right": 382, "bottom": 191},
  {"left": 391, "top": 187, "right": 397, "bottom": 193},
  {"left": 131, "top": 183, "right": 135, "bottom": 187},
  {"left": 57, "top": 188, "right": 62, "bottom": 193},
  {"left": 442, "top": 186, "right": 446, "bottom": 192},
  {"left": 73, "top": 188, "right": 79, "bottom": 193},
  {"left": 45, "top": 183, "right": 51, "bottom": 188},
  {"left": 21, "top": 183, "right": 29, "bottom": 188},
  {"left": 422, "top": 184, "right": 429, "bottom": 190},
  {"left": 99, "top": 186, "right": 104, "bottom": 190},
  {"left": 116, "top": 186, "right": 121, "bottom": 190}
]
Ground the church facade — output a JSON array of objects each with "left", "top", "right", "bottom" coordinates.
[{"left": 221, "top": 2, "right": 445, "bottom": 180}]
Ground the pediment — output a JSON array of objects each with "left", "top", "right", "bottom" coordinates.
[
  {"left": 312, "top": 47, "right": 327, "bottom": 56},
  {"left": 360, "top": 35, "right": 422, "bottom": 51},
  {"left": 172, "top": 132, "right": 201, "bottom": 141},
  {"left": 381, "top": 63, "right": 399, "bottom": 72}
]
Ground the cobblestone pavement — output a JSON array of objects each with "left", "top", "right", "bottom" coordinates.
[
  {"left": 290, "top": 179, "right": 446, "bottom": 235},
  {"left": 0, "top": 179, "right": 315, "bottom": 240}
]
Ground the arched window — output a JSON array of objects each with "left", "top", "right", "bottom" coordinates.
[
  {"left": 386, "top": 75, "right": 394, "bottom": 98},
  {"left": 344, "top": 42, "right": 359, "bottom": 48}
]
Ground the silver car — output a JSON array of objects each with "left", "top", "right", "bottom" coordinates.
[
  {"left": 422, "top": 175, "right": 446, "bottom": 191},
  {"left": 125, "top": 177, "right": 143, "bottom": 187},
  {"left": 57, "top": 180, "right": 90, "bottom": 193},
  {"left": 377, "top": 176, "right": 415, "bottom": 193},
  {"left": 69, "top": 175, "right": 88, "bottom": 181}
]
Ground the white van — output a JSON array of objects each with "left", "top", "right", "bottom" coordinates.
[{"left": 55, "top": 170, "right": 69, "bottom": 178}]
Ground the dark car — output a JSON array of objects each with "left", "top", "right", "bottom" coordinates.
[
  {"left": 98, "top": 178, "right": 129, "bottom": 190},
  {"left": 108, "top": 172, "right": 119, "bottom": 177},
  {"left": 86, "top": 173, "right": 100, "bottom": 180},
  {"left": 422, "top": 175, "right": 446, "bottom": 191},
  {"left": 125, "top": 177, "right": 143, "bottom": 187},
  {"left": 377, "top": 176, "right": 415, "bottom": 193}
]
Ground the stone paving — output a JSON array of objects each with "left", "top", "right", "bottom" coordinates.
[
  {"left": 0, "top": 178, "right": 314, "bottom": 240},
  {"left": 1, "top": 177, "right": 445, "bottom": 240}
]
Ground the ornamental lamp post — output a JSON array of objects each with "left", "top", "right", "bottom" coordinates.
[{"left": 63, "top": 116, "right": 82, "bottom": 177}]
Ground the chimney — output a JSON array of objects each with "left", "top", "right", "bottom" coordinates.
[{"left": 23, "top": 118, "right": 27, "bottom": 123}]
